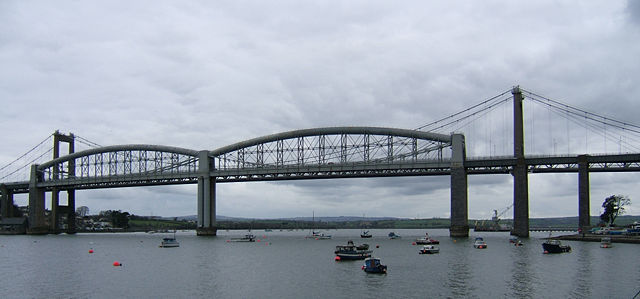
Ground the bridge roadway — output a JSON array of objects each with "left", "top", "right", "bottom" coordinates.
[{"left": 3, "top": 153, "right": 639, "bottom": 192}]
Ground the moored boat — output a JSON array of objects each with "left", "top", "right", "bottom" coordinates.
[
  {"left": 388, "top": 232, "right": 401, "bottom": 239},
  {"left": 334, "top": 240, "right": 372, "bottom": 260},
  {"left": 360, "top": 230, "right": 372, "bottom": 238},
  {"left": 362, "top": 257, "right": 387, "bottom": 274},
  {"left": 419, "top": 245, "right": 439, "bottom": 254},
  {"left": 473, "top": 237, "right": 487, "bottom": 249},
  {"left": 230, "top": 232, "right": 256, "bottom": 242},
  {"left": 542, "top": 239, "right": 571, "bottom": 253},
  {"left": 415, "top": 232, "right": 439, "bottom": 245},
  {"left": 600, "top": 237, "right": 612, "bottom": 248},
  {"left": 159, "top": 237, "right": 180, "bottom": 248}
]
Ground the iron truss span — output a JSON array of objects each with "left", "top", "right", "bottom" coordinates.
[{"left": 210, "top": 126, "right": 453, "bottom": 171}]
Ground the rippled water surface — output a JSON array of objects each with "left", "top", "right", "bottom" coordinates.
[{"left": 1, "top": 229, "right": 638, "bottom": 298}]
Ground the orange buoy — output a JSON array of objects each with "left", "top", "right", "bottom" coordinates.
[
  {"left": 113, "top": 261, "right": 121, "bottom": 266},
  {"left": 89, "top": 249, "right": 94, "bottom": 253},
  {"left": 334, "top": 256, "right": 341, "bottom": 261}
]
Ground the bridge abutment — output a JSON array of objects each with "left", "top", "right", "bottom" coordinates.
[{"left": 450, "top": 134, "right": 469, "bottom": 237}]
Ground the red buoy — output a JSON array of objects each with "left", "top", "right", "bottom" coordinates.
[
  {"left": 543, "top": 250, "right": 549, "bottom": 254},
  {"left": 334, "top": 256, "right": 341, "bottom": 261},
  {"left": 113, "top": 261, "right": 121, "bottom": 266},
  {"left": 412, "top": 242, "right": 416, "bottom": 245},
  {"left": 376, "top": 245, "right": 379, "bottom": 248},
  {"left": 88, "top": 249, "right": 94, "bottom": 253}
]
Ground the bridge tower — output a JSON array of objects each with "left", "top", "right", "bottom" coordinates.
[
  {"left": 196, "top": 151, "right": 217, "bottom": 236},
  {"left": 512, "top": 86, "right": 530, "bottom": 237},
  {"left": 0, "top": 184, "right": 15, "bottom": 218},
  {"left": 50, "top": 131, "right": 76, "bottom": 234},
  {"left": 450, "top": 133, "right": 469, "bottom": 237}
]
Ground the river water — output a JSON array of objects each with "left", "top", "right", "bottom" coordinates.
[{"left": 0, "top": 229, "right": 638, "bottom": 298}]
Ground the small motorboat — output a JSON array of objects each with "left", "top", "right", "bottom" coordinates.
[
  {"left": 334, "top": 240, "right": 372, "bottom": 260},
  {"left": 473, "top": 237, "right": 487, "bottom": 249},
  {"left": 600, "top": 237, "right": 612, "bottom": 248},
  {"left": 360, "top": 230, "right": 372, "bottom": 238},
  {"left": 306, "top": 231, "right": 332, "bottom": 240},
  {"left": 159, "top": 237, "right": 179, "bottom": 248},
  {"left": 419, "top": 245, "right": 440, "bottom": 254},
  {"left": 159, "top": 231, "right": 180, "bottom": 248},
  {"left": 388, "top": 232, "right": 401, "bottom": 239},
  {"left": 230, "top": 232, "right": 256, "bottom": 242},
  {"left": 509, "top": 236, "right": 518, "bottom": 243},
  {"left": 415, "top": 232, "right": 439, "bottom": 245},
  {"left": 514, "top": 240, "right": 524, "bottom": 246},
  {"left": 542, "top": 239, "right": 571, "bottom": 253},
  {"left": 362, "top": 257, "right": 387, "bottom": 274}
]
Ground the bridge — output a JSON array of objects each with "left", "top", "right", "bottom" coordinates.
[{"left": 1, "top": 86, "right": 639, "bottom": 237}]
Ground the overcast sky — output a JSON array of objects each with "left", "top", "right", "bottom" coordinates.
[{"left": 1, "top": 1, "right": 639, "bottom": 220}]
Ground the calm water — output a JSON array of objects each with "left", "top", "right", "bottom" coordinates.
[{"left": 1, "top": 229, "right": 638, "bottom": 298}]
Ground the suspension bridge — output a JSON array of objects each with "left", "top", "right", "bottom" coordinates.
[{"left": 1, "top": 86, "right": 639, "bottom": 237}]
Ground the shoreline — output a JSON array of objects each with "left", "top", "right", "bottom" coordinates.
[{"left": 552, "top": 234, "right": 640, "bottom": 244}]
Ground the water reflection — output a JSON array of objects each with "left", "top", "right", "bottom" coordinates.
[
  {"left": 570, "top": 242, "right": 592, "bottom": 298},
  {"left": 508, "top": 238, "right": 536, "bottom": 298},
  {"left": 447, "top": 239, "right": 474, "bottom": 298}
]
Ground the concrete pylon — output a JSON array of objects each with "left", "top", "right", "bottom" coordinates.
[
  {"left": 511, "top": 86, "right": 530, "bottom": 237},
  {"left": 578, "top": 155, "right": 590, "bottom": 231},
  {"left": 450, "top": 133, "right": 469, "bottom": 237},
  {"left": 28, "top": 165, "right": 47, "bottom": 234},
  {"left": 197, "top": 150, "right": 217, "bottom": 236}
]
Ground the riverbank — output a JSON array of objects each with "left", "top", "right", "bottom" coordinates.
[{"left": 552, "top": 234, "right": 640, "bottom": 244}]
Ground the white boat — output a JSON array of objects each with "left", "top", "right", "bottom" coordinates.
[
  {"left": 419, "top": 245, "right": 439, "bottom": 254},
  {"left": 473, "top": 237, "right": 487, "bottom": 249},
  {"left": 305, "top": 211, "right": 331, "bottom": 239},
  {"left": 230, "top": 232, "right": 256, "bottom": 242},
  {"left": 159, "top": 231, "right": 180, "bottom": 248},
  {"left": 388, "top": 232, "right": 401, "bottom": 239},
  {"left": 600, "top": 237, "right": 612, "bottom": 248}
]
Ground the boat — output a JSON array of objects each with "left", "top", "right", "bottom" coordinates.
[
  {"left": 473, "top": 205, "right": 513, "bottom": 232},
  {"left": 334, "top": 240, "right": 372, "bottom": 260},
  {"left": 159, "top": 237, "right": 180, "bottom": 248},
  {"left": 509, "top": 236, "right": 518, "bottom": 243},
  {"left": 360, "top": 230, "right": 372, "bottom": 238},
  {"left": 362, "top": 257, "right": 387, "bottom": 274},
  {"left": 473, "top": 237, "right": 487, "bottom": 249},
  {"left": 305, "top": 211, "right": 332, "bottom": 239},
  {"left": 306, "top": 231, "right": 332, "bottom": 240},
  {"left": 415, "top": 232, "right": 439, "bottom": 245},
  {"left": 419, "top": 245, "right": 440, "bottom": 254},
  {"left": 230, "top": 232, "right": 256, "bottom": 242},
  {"left": 600, "top": 237, "right": 612, "bottom": 248},
  {"left": 513, "top": 240, "right": 524, "bottom": 246},
  {"left": 542, "top": 239, "right": 571, "bottom": 253},
  {"left": 159, "top": 231, "right": 180, "bottom": 248},
  {"left": 388, "top": 232, "right": 401, "bottom": 239}
]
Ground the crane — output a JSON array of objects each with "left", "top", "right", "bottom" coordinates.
[{"left": 491, "top": 204, "right": 513, "bottom": 224}]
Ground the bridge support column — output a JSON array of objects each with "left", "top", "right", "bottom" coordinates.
[
  {"left": 28, "top": 165, "right": 48, "bottom": 234},
  {"left": 50, "top": 131, "right": 76, "bottom": 234},
  {"left": 578, "top": 155, "right": 590, "bottom": 231},
  {"left": 197, "top": 151, "right": 217, "bottom": 236},
  {"left": 1, "top": 184, "right": 14, "bottom": 218},
  {"left": 450, "top": 134, "right": 469, "bottom": 237},
  {"left": 512, "top": 86, "right": 529, "bottom": 237}
]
